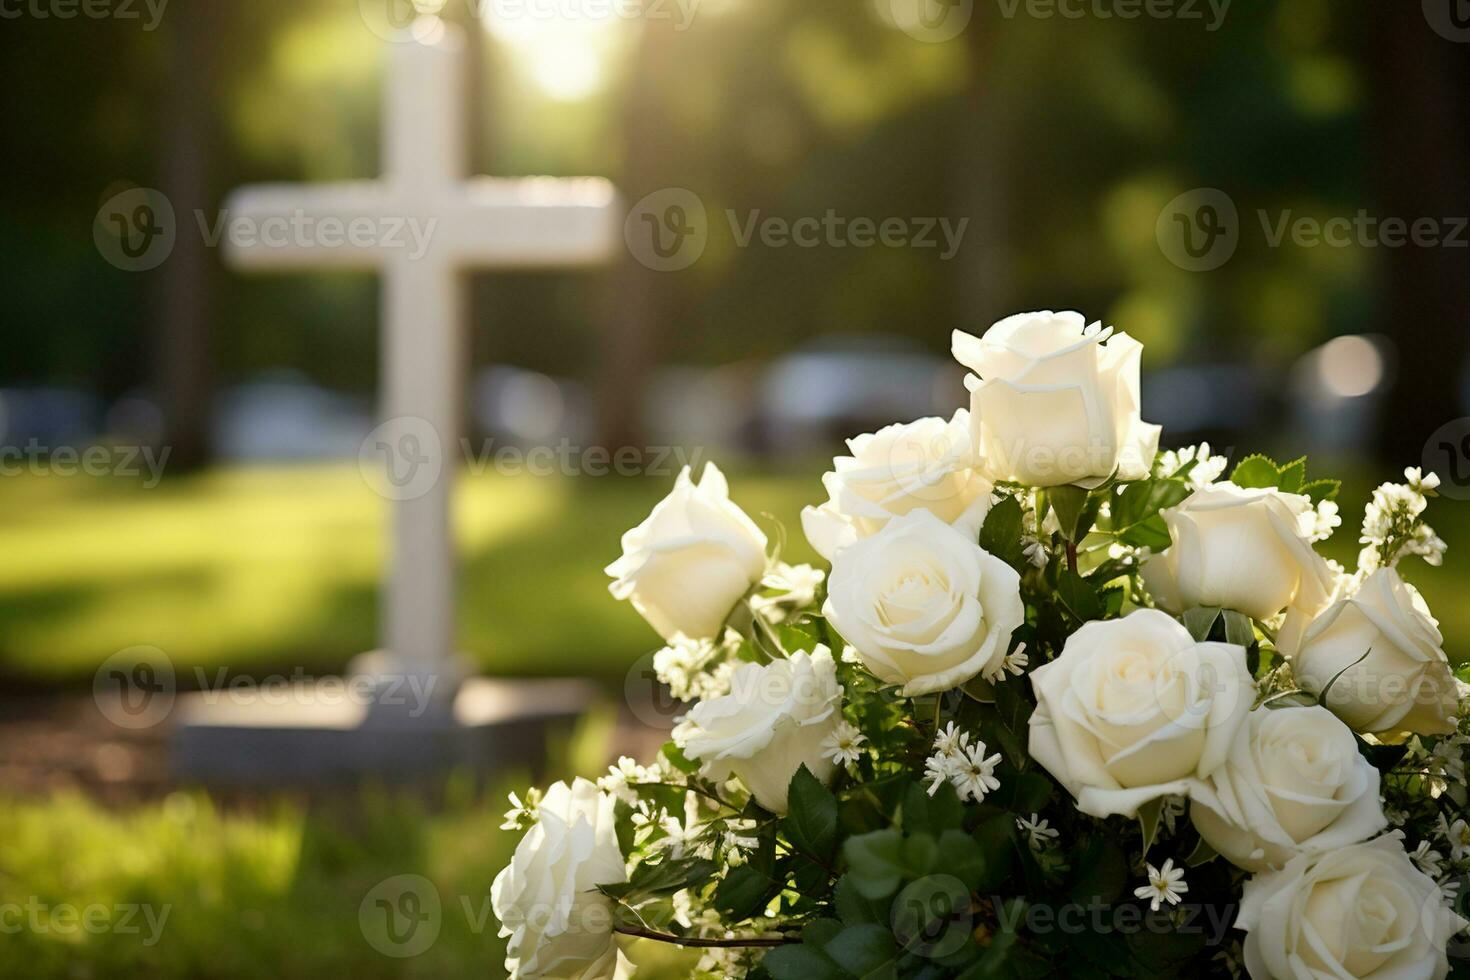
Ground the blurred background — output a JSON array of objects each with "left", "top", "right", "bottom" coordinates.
[{"left": 0, "top": 0, "right": 1468, "bottom": 975}]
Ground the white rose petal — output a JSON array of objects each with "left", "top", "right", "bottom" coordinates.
[
  {"left": 823, "top": 509, "right": 1024, "bottom": 697},
  {"left": 1191, "top": 704, "right": 1388, "bottom": 872},
  {"left": 606, "top": 462, "right": 767, "bottom": 642},
  {"left": 952, "top": 311, "right": 1161, "bottom": 488},
  {"left": 491, "top": 779, "right": 632, "bottom": 980},
  {"left": 1236, "top": 835, "right": 1469, "bottom": 980},
  {"left": 1291, "top": 567, "right": 1459, "bottom": 736},
  {"left": 675, "top": 646, "right": 843, "bottom": 814},
  {"left": 1143, "top": 483, "right": 1337, "bottom": 636},
  {"left": 800, "top": 410, "right": 993, "bottom": 562},
  {"left": 1028, "top": 608, "right": 1255, "bottom": 818}
]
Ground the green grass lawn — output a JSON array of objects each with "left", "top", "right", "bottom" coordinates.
[
  {"left": 0, "top": 763, "right": 697, "bottom": 979},
  {"left": 0, "top": 461, "right": 822, "bottom": 687},
  {"left": 0, "top": 460, "right": 1464, "bottom": 688}
]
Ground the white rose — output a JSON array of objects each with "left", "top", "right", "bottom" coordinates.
[
  {"left": 1190, "top": 705, "right": 1387, "bottom": 872},
  {"left": 492, "top": 779, "right": 633, "bottom": 980},
  {"left": 674, "top": 646, "right": 842, "bottom": 814},
  {"left": 951, "top": 310, "right": 1161, "bottom": 488},
  {"left": 822, "top": 509, "right": 1023, "bottom": 697},
  {"left": 606, "top": 462, "right": 767, "bottom": 642},
  {"left": 800, "top": 410, "right": 993, "bottom": 562},
  {"left": 1291, "top": 567, "right": 1459, "bottom": 736},
  {"left": 1028, "top": 609, "right": 1254, "bottom": 818},
  {"left": 1143, "top": 483, "right": 1337, "bottom": 636},
  {"left": 1237, "top": 835, "right": 1469, "bottom": 980}
]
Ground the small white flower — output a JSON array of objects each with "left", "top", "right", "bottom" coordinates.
[
  {"left": 1134, "top": 858, "right": 1189, "bottom": 912},
  {"left": 1405, "top": 467, "right": 1441, "bottom": 495},
  {"left": 1410, "top": 840, "right": 1445, "bottom": 878},
  {"left": 501, "top": 788, "right": 542, "bottom": 830},
  {"left": 1016, "top": 813, "right": 1059, "bottom": 850},
  {"left": 1022, "top": 539, "right": 1049, "bottom": 569},
  {"left": 751, "top": 562, "right": 826, "bottom": 624},
  {"left": 985, "top": 643, "right": 1030, "bottom": 682},
  {"left": 840, "top": 644, "right": 862, "bottom": 664},
  {"left": 951, "top": 742, "right": 1002, "bottom": 803},
  {"left": 1440, "top": 815, "right": 1470, "bottom": 862},
  {"left": 923, "top": 753, "right": 954, "bottom": 797},
  {"left": 821, "top": 721, "right": 867, "bottom": 767},
  {"left": 933, "top": 721, "right": 970, "bottom": 757}
]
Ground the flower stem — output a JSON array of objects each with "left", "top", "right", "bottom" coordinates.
[{"left": 614, "top": 924, "right": 795, "bottom": 948}]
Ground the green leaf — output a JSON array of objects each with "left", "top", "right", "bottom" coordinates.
[
  {"left": 937, "top": 829, "right": 987, "bottom": 890},
  {"left": 1057, "top": 569, "right": 1103, "bottom": 622},
  {"left": 902, "top": 833, "right": 938, "bottom": 878},
  {"left": 925, "top": 781, "right": 965, "bottom": 833},
  {"left": 1117, "top": 514, "right": 1173, "bottom": 551},
  {"left": 784, "top": 765, "right": 839, "bottom": 863},
  {"left": 714, "top": 865, "right": 780, "bottom": 920},
  {"left": 1276, "top": 457, "right": 1307, "bottom": 494},
  {"left": 834, "top": 874, "right": 886, "bottom": 925},
  {"left": 1221, "top": 610, "right": 1257, "bottom": 648},
  {"left": 824, "top": 924, "right": 898, "bottom": 977},
  {"left": 1137, "top": 798, "right": 1164, "bottom": 855},
  {"left": 1301, "top": 478, "right": 1342, "bottom": 503},
  {"left": 979, "top": 495, "right": 1027, "bottom": 569},
  {"left": 659, "top": 741, "right": 700, "bottom": 775},
  {"left": 1048, "top": 485, "right": 1093, "bottom": 541},
  {"left": 802, "top": 918, "right": 845, "bottom": 949},
  {"left": 970, "top": 814, "right": 1016, "bottom": 891},
  {"left": 1230, "top": 454, "right": 1281, "bottom": 489},
  {"left": 1112, "top": 477, "right": 1191, "bottom": 529},
  {"left": 1184, "top": 835, "right": 1218, "bottom": 867},
  {"left": 843, "top": 829, "right": 907, "bottom": 899},
  {"left": 1068, "top": 836, "right": 1127, "bottom": 904},
  {"left": 763, "top": 943, "right": 842, "bottom": 980},
  {"left": 623, "top": 857, "right": 719, "bottom": 897},
  {"left": 1182, "top": 606, "right": 1222, "bottom": 642}
]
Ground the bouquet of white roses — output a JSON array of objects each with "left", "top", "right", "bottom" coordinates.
[{"left": 491, "top": 311, "right": 1470, "bottom": 980}]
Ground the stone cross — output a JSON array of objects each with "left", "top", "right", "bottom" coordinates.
[{"left": 223, "top": 18, "right": 618, "bottom": 712}]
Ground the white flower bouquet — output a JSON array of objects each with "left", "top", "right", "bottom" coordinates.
[{"left": 492, "top": 311, "right": 1470, "bottom": 979}]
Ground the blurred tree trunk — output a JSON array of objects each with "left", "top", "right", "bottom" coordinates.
[
  {"left": 952, "top": 8, "right": 1012, "bottom": 330},
  {"left": 595, "top": 12, "right": 679, "bottom": 453},
  {"left": 150, "top": 2, "right": 220, "bottom": 471},
  {"left": 1367, "top": 8, "right": 1470, "bottom": 464}
]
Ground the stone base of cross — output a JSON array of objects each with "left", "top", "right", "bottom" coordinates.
[{"left": 172, "top": 17, "right": 615, "bottom": 784}]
